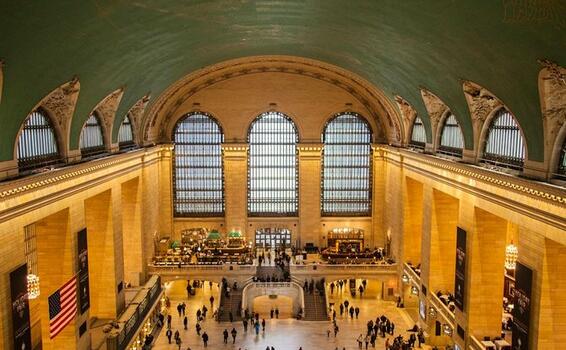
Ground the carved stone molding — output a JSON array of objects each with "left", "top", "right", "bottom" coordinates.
[
  {"left": 39, "top": 77, "right": 81, "bottom": 142},
  {"left": 420, "top": 89, "right": 448, "bottom": 132},
  {"left": 394, "top": 95, "right": 418, "bottom": 144},
  {"left": 94, "top": 88, "right": 124, "bottom": 135},
  {"left": 127, "top": 94, "right": 151, "bottom": 140},
  {"left": 539, "top": 60, "right": 566, "bottom": 149},
  {"left": 143, "top": 56, "right": 402, "bottom": 146},
  {"left": 462, "top": 81, "right": 503, "bottom": 130}
]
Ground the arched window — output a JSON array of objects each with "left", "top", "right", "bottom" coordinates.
[
  {"left": 438, "top": 113, "right": 464, "bottom": 157},
  {"left": 118, "top": 114, "right": 135, "bottom": 149},
  {"left": 482, "top": 109, "right": 526, "bottom": 170},
  {"left": 410, "top": 116, "right": 426, "bottom": 148},
  {"left": 173, "top": 112, "right": 224, "bottom": 216},
  {"left": 79, "top": 113, "right": 105, "bottom": 157},
  {"left": 557, "top": 139, "right": 566, "bottom": 179},
  {"left": 248, "top": 111, "right": 298, "bottom": 216},
  {"left": 321, "top": 112, "right": 372, "bottom": 216},
  {"left": 17, "top": 109, "right": 60, "bottom": 172}
]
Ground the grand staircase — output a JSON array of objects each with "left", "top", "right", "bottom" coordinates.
[
  {"left": 256, "top": 265, "right": 289, "bottom": 281},
  {"left": 302, "top": 291, "right": 328, "bottom": 321},
  {"left": 218, "top": 288, "right": 243, "bottom": 322}
]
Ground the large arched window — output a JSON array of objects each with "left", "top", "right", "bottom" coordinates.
[
  {"left": 173, "top": 112, "right": 224, "bottom": 216},
  {"left": 438, "top": 113, "right": 464, "bottom": 157},
  {"left": 17, "top": 109, "right": 60, "bottom": 172},
  {"left": 248, "top": 111, "right": 298, "bottom": 216},
  {"left": 482, "top": 108, "right": 526, "bottom": 170},
  {"left": 79, "top": 113, "right": 105, "bottom": 157},
  {"left": 118, "top": 114, "right": 135, "bottom": 149},
  {"left": 410, "top": 116, "right": 426, "bottom": 148},
  {"left": 321, "top": 112, "right": 372, "bottom": 216}
]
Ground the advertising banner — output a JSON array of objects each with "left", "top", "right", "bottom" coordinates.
[
  {"left": 512, "top": 262, "right": 533, "bottom": 350},
  {"left": 10, "top": 263, "right": 32, "bottom": 350},
  {"left": 77, "top": 228, "right": 90, "bottom": 314},
  {"left": 454, "top": 227, "right": 466, "bottom": 311}
]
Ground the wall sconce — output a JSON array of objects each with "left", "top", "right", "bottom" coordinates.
[
  {"left": 402, "top": 274, "right": 410, "bottom": 283},
  {"left": 27, "top": 274, "right": 40, "bottom": 299},
  {"left": 411, "top": 286, "right": 419, "bottom": 295},
  {"left": 443, "top": 324, "right": 453, "bottom": 336},
  {"left": 428, "top": 306, "right": 437, "bottom": 318},
  {"left": 505, "top": 241, "right": 518, "bottom": 270}
]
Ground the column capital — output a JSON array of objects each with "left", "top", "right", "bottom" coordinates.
[
  {"left": 298, "top": 143, "right": 323, "bottom": 159},
  {"left": 222, "top": 143, "right": 248, "bottom": 159}
]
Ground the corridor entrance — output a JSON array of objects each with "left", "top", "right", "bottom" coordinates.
[{"left": 252, "top": 295, "right": 294, "bottom": 319}]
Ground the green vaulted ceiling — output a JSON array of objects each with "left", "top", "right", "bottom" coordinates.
[{"left": 0, "top": 0, "right": 565, "bottom": 161}]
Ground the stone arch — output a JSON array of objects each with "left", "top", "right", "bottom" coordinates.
[
  {"left": 17, "top": 77, "right": 81, "bottom": 161},
  {"left": 420, "top": 89, "right": 449, "bottom": 151},
  {"left": 87, "top": 88, "right": 124, "bottom": 151},
  {"left": 550, "top": 122, "right": 566, "bottom": 180},
  {"left": 462, "top": 80, "right": 504, "bottom": 157},
  {"left": 143, "top": 56, "right": 403, "bottom": 146},
  {"left": 394, "top": 95, "right": 427, "bottom": 146},
  {"left": 476, "top": 106, "right": 529, "bottom": 169},
  {"left": 116, "top": 94, "right": 150, "bottom": 145},
  {"left": 538, "top": 59, "right": 566, "bottom": 177}
]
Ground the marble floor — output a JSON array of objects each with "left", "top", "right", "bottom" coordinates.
[{"left": 152, "top": 279, "right": 421, "bottom": 350}]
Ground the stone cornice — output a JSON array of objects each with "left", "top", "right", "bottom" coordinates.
[
  {"left": 0, "top": 146, "right": 163, "bottom": 201},
  {"left": 380, "top": 146, "right": 565, "bottom": 205}
]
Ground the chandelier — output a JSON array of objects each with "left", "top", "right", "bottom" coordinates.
[
  {"left": 27, "top": 274, "right": 40, "bottom": 299},
  {"left": 505, "top": 241, "right": 519, "bottom": 270}
]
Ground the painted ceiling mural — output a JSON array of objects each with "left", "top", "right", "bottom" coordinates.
[{"left": 0, "top": 0, "right": 565, "bottom": 161}]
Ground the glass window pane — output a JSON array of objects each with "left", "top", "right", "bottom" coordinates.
[
  {"left": 17, "top": 110, "right": 60, "bottom": 172},
  {"left": 248, "top": 111, "right": 298, "bottom": 216},
  {"left": 321, "top": 112, "right": 372, "bottom": 216},
  {"left": 438, "top": 113, "right": 464, "bottom": 157},
  {"left": 173, "top": 112, "right": 224, "bottom": 216},
  {"left": 482, "top": 109, "right": 526, "bottom": 170}
]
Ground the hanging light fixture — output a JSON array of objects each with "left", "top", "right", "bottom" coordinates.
[
  {"left": 27, "top": 274, "right": 40, "bottom": 299},
  {"left": 505, "top": 241, "right": 519, "bottom": 270}
]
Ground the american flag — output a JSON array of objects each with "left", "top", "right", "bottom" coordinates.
[{"left": 48, "top": 275, "right": 77, "bottom": 339}]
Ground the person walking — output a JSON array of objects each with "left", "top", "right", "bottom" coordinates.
[
  {"left": 175, "top": 336, "right": 182, "bottom": 350},
  {"left": 254, "top": 321, "right": 260, "bottom": 335},
  {"left": 261, "top": 318, "right": 266, "bottom": 332},
  {"left": 349, "top": 306, "right": 355, "bottom": 319},
  {"left": 167, "top": 314, "right": 172, "bottom": 329},
  {"left": 183, "top": 316, "right": 188, "bottom": 330},
  {"left": 195, "top": 322, "right": 201, "bottom": 336},
  {"left": 243, "top": 318, "right": 248, "bottom": 332},
  {"left": 330, "top": 282, "right": 335, "bottom": 294},
  {"left": 223, "top": 329, "right": 229, "bottom": 344},
  {"left": 355, "top": 306, "right": 360, "bottom": 319},
  {"left": 275, "top": 307, "right": 279, "bottom": 319},
  {"left": 270, "top": 308, "right": 274, "bottom": 319},
  {"left": 210, "top": 295, "right": 215, "bottom": 307},
  {"left": 229, "top": 311, "right": 234, "bottom": 323},
  {"left": 231, "top": 328, "right": 237, "bottom": 343},
  {"left": 202, "top": 332, "right": 209, "bottom": 347},
  {"left": 339, "top": 303, "right": 344, "bottom": 316},
  {"left": 357, "top": 334, "right": 364, "bottom": 348},
  {"left": 166, "top": 329, "right": 172, "bottom": 344},
  {"left": 364, "top": 334, "right": 370, "bottom": 349}
]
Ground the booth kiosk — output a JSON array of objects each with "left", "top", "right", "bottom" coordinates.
[
  {"left": 204, "top": 230, "right": 224, "bottom": 249},
  {"left": 327, "top": 227, "right": 364, "bottom": 253}
]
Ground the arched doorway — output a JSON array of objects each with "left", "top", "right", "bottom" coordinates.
[{"left": 252, "top": 295, "right": 294, "bottom": 319}]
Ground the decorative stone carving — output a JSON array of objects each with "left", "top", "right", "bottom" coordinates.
[
  {"left": 127, "top": 94, "right": 151, "bottom": 138},
  {"left": 94, "top": 88, "right": 124, "bottom": 133},
  {"left": 40, "top": 77, "right": 81, "bottom": 135},
  {"left": 420, "top": 89, "right": 447, "bottom": 132},
  {"left": 538, "top": 60, "right": 566, "bottom": 147},
  {"left": 462, "top": 81, "right": 502, "bottom": 128},
  {"left": 144, "top": 56, "right": 400, "bottom": 145},
  {"left": 394, "top": 95, "right": 418, "bottom": 143}
]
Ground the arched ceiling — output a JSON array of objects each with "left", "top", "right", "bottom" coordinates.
[{"left": 0, "top": 0, "right": 564, "bottom": 161}]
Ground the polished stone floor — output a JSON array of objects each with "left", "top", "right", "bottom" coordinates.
[{"left": 152, "top": 279, "right": 421, "bottom": 350}]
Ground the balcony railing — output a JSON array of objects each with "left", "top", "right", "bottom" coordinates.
[{"left": 429, "top": 291, "right": 456, "bottom": 329}]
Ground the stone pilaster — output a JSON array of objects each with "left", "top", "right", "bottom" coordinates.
[
  {"left": 222, "top": 144, "right": 248, "bottom": 235},
  {"left": 298, "top": 144, "right": 322, "bottom": 247},
  {"left": 121, "top": 178, "right": 143, "bottom": 286}
]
